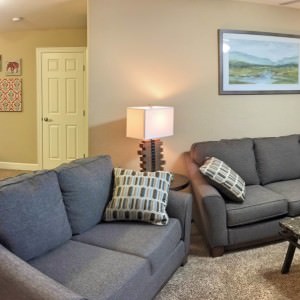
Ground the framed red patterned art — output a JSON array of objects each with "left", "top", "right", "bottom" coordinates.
[{"left": 0, "top": 78, "right": 22, "bottom": 112}]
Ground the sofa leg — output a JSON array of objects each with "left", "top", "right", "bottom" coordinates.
[
  {"left": 181, "top": 256, "right": 188, "bottom": 266},
  {"left": 210, "top": 246, "right": 224, "bottom": 257}
]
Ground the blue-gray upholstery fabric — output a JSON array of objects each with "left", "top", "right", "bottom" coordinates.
[
  {"left": 0, "top": 171, "right": 72, "bottom": 261},
  {"left": 265, "top": 179, "right": 300, "bottom": 217},
  {"left": 254, "top": 134, "right": 300, "bottom": 184},
  {"left": 228, "top": 218, "right": 281, "bottom": 245},
  {"left": 0, "top": 171, "right": 40, "bottom": 186},
  {"left": 134, "top": 241, "right": 185, "bottom": 300},
  {"left": 56, "top": 155, "right": 113, "bottom": 234},
  {"left": 29, "top": 240, "right": 150, "bottom": 300},
  {"left": 184, "top": 152, "right": 229, "bottom": 248},
  {"left": 166, "top": 190, "right": 192, "bottom": 256},
  {"left": 226, "top": 185, "right": 288, "bottom": 227},
  {"left": 190, "top": 138, "right": 259, "bottom": 185},
  {"left": 72, "top": 218, "right": 181, "bottom": 274},
  {"left": 0, "top": 244, "right": 85, "bottom": 300}
]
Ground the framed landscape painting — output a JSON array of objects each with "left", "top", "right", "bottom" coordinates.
[{"left": 219, "top": 29, "right": 300, "bottom": 94}]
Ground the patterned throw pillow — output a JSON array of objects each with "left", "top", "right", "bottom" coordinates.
[
  {"left": 199, "top": 157, "right": 246, "bottom": 202},
  {"left": 104, "top": 168, "right": 172, "bottom": 225}
]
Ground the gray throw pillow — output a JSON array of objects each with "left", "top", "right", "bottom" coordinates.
[
  {"left": 56, "top": 155, "right": 114, "bottom": 234},
  {"left": 200, "top": 157, "right": 246, "bottom": 202},
  {"left": 104, "top": 168, "right": 172, "bottom": 225},
  {"left": 0, "top": 171, "right": 72, "bottom": 261}
]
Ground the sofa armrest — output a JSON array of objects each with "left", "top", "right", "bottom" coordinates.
[
  {"left": 167, "top": 190, "right": 192, "bottom": 258},
  {"left": 184, "top": 152, "right": 228, "bottom": 250},
  {"left": 0, "top": 244, "right": 86, "bottom": 300}
]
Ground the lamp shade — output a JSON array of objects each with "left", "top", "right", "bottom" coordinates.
[{"left": 126, "top": 106, "right": 174, "bottom": 140}]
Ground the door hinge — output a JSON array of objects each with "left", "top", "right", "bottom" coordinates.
[
  {"left": 83, "top": 110, "right": 86, "bottom": 116},
  {"left": 83, "top": 65, "right": 85, "bottom": 71},
  {"left": 83, "top": 153, "right": 86, "bottom": 158}
]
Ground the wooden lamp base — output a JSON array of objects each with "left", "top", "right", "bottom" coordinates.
[{"left": 138, "top": 139, "right": 165, "bottom": 172}]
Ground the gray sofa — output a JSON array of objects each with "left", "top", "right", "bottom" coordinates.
[
  {"left": 0, "top": 155, "right": 192, "bottom": 300},
  {"left": 185, "top": 134, "right": 300, "bottom": 257}
]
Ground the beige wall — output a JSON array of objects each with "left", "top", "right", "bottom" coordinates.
[
  {"left": 88, "top": 0, "right": 300, "bottom": 174},
  {"left": 0, "top": 29, "right": 86, "bottom": 164}
]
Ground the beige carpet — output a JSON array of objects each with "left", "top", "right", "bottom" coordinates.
[{"left": 156, "top": 231, "right": 300, "bottom": 300}]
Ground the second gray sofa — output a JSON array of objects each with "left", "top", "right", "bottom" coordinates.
[{"left": 185, "top": 134, "right": 300, "bottom": 257}]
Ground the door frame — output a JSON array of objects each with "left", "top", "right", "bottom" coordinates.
[{"left": 36, "top": 47, "right": 88, "bottom": 169}]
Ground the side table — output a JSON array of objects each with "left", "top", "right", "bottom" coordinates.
[
  {"left": 170, "top": 173, "right": 189, "bottom": 191},
  {"left": 279, "top": 217, "right": 300, "bottom": 274}
]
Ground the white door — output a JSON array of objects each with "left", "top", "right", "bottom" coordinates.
[{"left": 37, "top": 48, "right": 87, "bottom": 169}]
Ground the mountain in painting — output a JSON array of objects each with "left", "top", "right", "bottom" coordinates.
[
  {"left": 277, "top": 56, "right": 298, "bottom": 66},
  {"left": 229, "top": 51, "right": 298, "bottom": 66}
]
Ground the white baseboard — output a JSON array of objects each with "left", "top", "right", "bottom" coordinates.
[{"left": 0, "top": 162, "right": 40, "bottom": 171}]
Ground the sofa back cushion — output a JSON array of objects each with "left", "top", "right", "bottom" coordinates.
[
  {"left": 254, "top": 134, "right": 300, "bottom": 185},
  {"left": 190, "top": 138, "right": 259, "bottom": 185},
  {"left": 0, "top": 171, "right": 72, "bottom": 261},
  {"left": 56, "top": 155, "right": 113, "bottom": 234}
]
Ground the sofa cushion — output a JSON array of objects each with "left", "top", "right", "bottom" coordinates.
[
  {"left": 200, "top": 157, "right": 245, "bottom": 202},
  {"left": 265, "top": 179, "right": 300, "bottom": 217},
  {"left": 228, "top": 219, "right": 281, "bottom": 245},
  {"left": 226, "top": 185, "right": 288, "bottom": 227},
  {"left": 29, "top": 240, "right": 150, "bottom": 300},
  {"left": 254, "top": 134, "right": 300, "bottom": 184},
  {"left": 104, "top": 168, "right": 172, "bottom": 225},
  {"left": 0, "top": 171, "right": 72, "bottom": 261},
  {"left": 72, "top": 218, "right": 181, "bottom": 274},
  {"left": 191, "top": 138, "right": 259, "bottom": 185},
  {"left": 56, "top": 155, "right": 113, "bottom": 234}
]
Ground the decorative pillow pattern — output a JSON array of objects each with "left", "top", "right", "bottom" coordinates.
[
  {"left": 104, "top": 168, "right": 172, "bottom": 225},
  {"left": 200, "top": 157, "right": 246, "bottom": 202}
]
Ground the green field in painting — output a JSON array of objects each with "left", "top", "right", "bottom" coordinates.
[{"left": 229, "top": 61, "right": 298, "bottom": 84}]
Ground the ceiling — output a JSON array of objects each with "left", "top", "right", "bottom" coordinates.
[
  {"left": 234, "top": 0, "right": 300, "bottom": 9},
  {"left": 0, "top": 0, "right": 87, "bottom": 32},
  {"left": 0, "top": 0, "right": 299, "bottom": 32}
]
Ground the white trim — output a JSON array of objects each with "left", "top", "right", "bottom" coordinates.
[
  {"left": 0, "top": 162, "right": 40, "bottom": 171},
  {"left": 36, "top": 47, "right": 88, "bottom": 169},
  {"left": 36, "top": 48, "right": 43, "bottom": 169}
]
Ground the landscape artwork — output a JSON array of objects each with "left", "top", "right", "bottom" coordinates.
[{"left": 219, "top": 30, "right": 300, "bottom": 94}]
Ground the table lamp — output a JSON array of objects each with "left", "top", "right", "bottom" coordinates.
[{"left": 126, "top": 106, "right": 174, "bottom": 172}]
